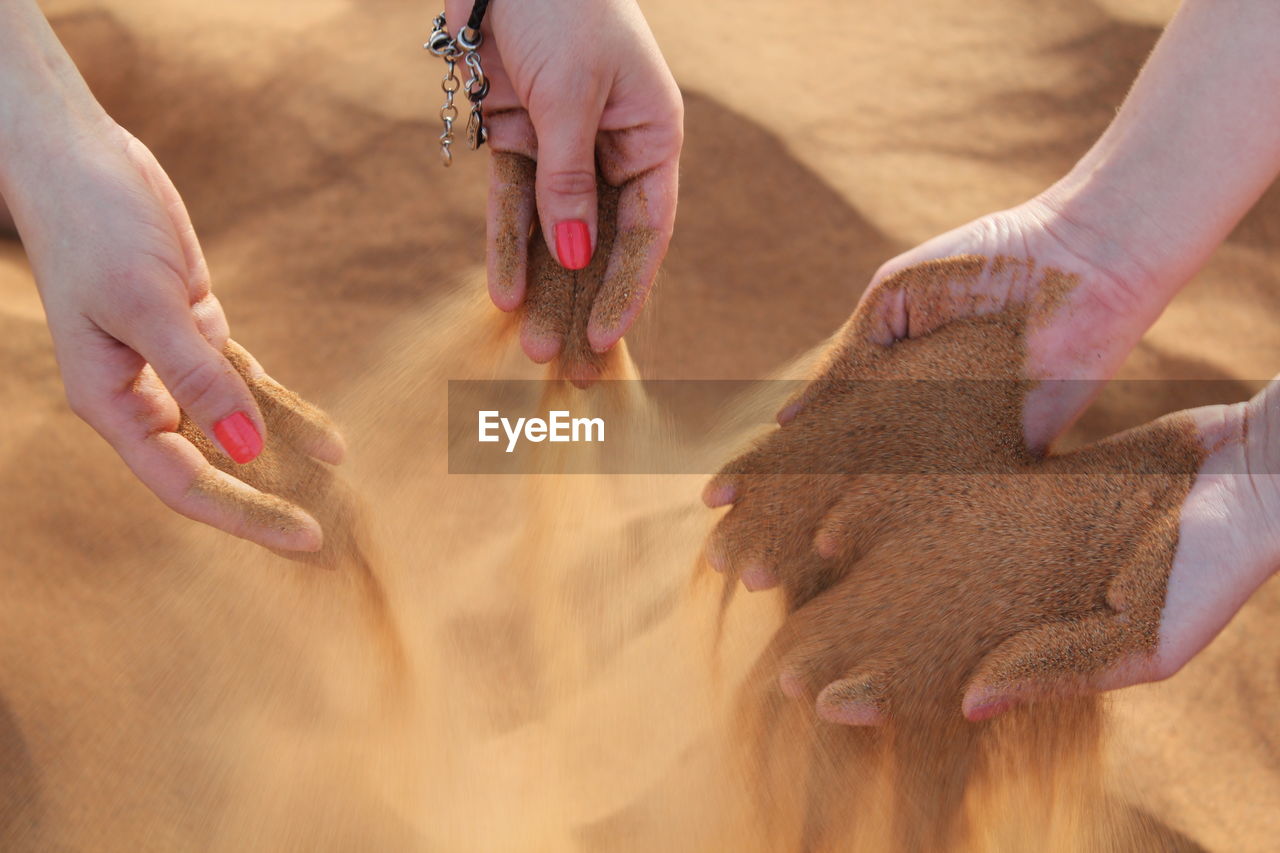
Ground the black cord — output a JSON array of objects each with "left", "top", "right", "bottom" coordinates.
[{"left": 466, "top": 0, "right": 490, "bottom": 34}]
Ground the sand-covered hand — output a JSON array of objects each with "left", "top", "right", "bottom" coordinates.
[
  {"left": 707, "top": 257, "right": 1280, "bottom": 724},
  {"left": 454, "top": 0, "right": 682, "bottom": 371},
  {"left": 493, "top": 152, "right": 656, "bottom": 387}
]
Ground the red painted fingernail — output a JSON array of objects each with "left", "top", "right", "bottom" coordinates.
[
  {"left": 213, "top": 411, "right": 263, "bottom": 464},
  {"left": 554, "top": 220, "right": 592, "bottom": 270}
]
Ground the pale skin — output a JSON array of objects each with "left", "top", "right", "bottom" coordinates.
[
  {"left": 710, "top": 0, "right": 1280, "bottom": 720},
  {"left": 0, "top": 0, "right": 336, "bottom": 552},
  {"left": 0, "top": 0, "right": 680, "bottom": 550},
  {"left": 442, "top": 0, "right": 682, "bottom": 360}
]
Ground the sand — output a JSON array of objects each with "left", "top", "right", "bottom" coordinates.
[
  {"left": 710, "top": 257, "right": 1204, "bottom": 849},
  {"left": 492, "top": 150, "right": 660, "bottom": 386},
  {"left": 2, "top": 0, "right": 1280, "bottom": 850}
]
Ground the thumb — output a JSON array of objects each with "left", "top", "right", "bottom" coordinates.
[
  {"left": 124, "top": 315, "right": 267, "bottom": 465},
  {"left": 530, "top": 94, "right": 604, "bottom": 271}
]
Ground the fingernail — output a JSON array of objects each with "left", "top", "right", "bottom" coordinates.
[
  {"left": 554, "top": 220, "right": 592, "bottom": 270},
  {"left": 740, "top": 565, "right": 778, "bottom": 592},
  {"left": 701, "top": 481, "right": 736, "bottom": 508},
  {"left": 967, "top": 696, "right": 1016, "bottom": 722},
  {"left": 817, "top": 698, "right": 886, "bottom": 727},
  {"left": 213, "top": 411, "right": 263, "bottom": 464}
]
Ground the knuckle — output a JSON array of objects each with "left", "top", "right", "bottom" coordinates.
[
  {"left": 668, "top": 85, "right": 686, "bottom": 123},
  {"left": 539, "top": 168, "right": 597, "bottom": 199},
  {"left": 661, "top": 99, "right": 686, "bottom": 149},
  {"left": 189, "top": 294, "right": 231, "bottom": 346},
  {"left": 164, "top": 356, "right": 232, "bottom": 415},
  {"left": 187, "top": 269, "right": 212, "bottom": 304}
]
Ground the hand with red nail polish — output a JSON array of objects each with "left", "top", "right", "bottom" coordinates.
[
  {"left": 0, "top": 4, "right": 343, "bottom": 552},
  {"left": 452, "top": 0, "right": 682, "bottom": 367}
]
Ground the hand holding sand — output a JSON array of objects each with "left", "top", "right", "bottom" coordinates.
[
  {"left": 494, "top": 152, "right": 641, "bottom": 385},
  {"left": 838, "top": 200, "right": 1172, "bottom": 452},
  {"left": 24, "top": 126, "right": 348, "bottom": 549},
  {"left": 759, "top": 389, "right": 1280, "bottom": 728},
  {"left": 0, "top": 2, "right": 343, "bottom": 551},
  {"left": 446, "top": 0, "right": 682, "bottom": 366},
  {"left": 707, "top": 258, "right": 1280, "bottom": 724},
  {"left": 808, "top": 0, "right": 1280, "bottom": 454},
  {"left": 706, "top": 0, "right": 1280, "bottom": 722},
  {"left": 705, "top": 257, "right": 1092, "bottom": 600}
]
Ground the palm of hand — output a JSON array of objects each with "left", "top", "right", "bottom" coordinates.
[{"left": 858, "top": 204, "right": 1163, "bottom": 450}]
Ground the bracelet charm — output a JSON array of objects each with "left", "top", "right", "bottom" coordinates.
[{"left": 425, "top": 8, "right": 490, "bottom": 167}]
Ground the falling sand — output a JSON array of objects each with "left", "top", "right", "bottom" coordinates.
[
  {"left": 102, "top": 253, "right": 1206, "bottom": 853},
  {"left": 706, "top": 257, "right": 1206, "bottom": 850},
  {"left": 5, "top": 1, "right": 1279, "bottom": 849}
]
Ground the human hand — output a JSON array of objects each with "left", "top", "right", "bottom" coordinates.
[
  {"left": 707, "top": 0, "right": 1280, "bottom": 602},
  {"left": 704, "top": 246, "right": 1163, "bottom": 600},
  {"left": 444, "top": 0, "right": 682, "bottom": 365},
  {"left": 491, "top": 152, "right": 634, "bottom": 385},
  {"left": 695, "top": 168, "right": 1280, "bottom": 730},
  {"left": 706, "top": 260, "right": 1280, "bottom": 723},
  {"left": 807, "top": 193, "right": 1184, "bottom": 452},
  {"left": 960, "top": 384, "right": 1280, "bottom": 720},
  {"left": 758, "top": 386, "right": 1280, "bottom": 727},
  {"left": 8, "top": 121, "right": 344, "bottom": 552}
]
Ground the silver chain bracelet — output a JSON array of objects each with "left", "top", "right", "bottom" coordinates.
[{"left": 425, "top": 10, "right": 490, "bottom": 166}]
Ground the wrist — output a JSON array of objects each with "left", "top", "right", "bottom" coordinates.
[
  {"left": 0, "top": 2, "right": 109, "bottom": 201},
  {"left": 1033, "top": 169, "right": 1196, "bottom": 312}
]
